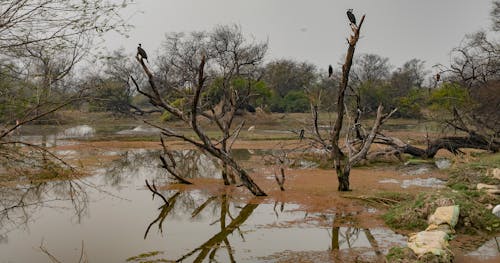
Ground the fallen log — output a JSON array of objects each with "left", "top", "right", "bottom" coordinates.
[{"left": 376, "top": 133, "right": 499, "bottom": 159}]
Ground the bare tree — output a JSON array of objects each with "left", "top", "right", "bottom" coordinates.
[
  {"left": 350, "top": 53, "right": 391, "bottom": 85},
  {"left": 306, "top": 13, "right": 397, "bottom": 191},
  {"left": 391, "top": 59, "right": 428, "bottom": 93},
  {"left": 85, "top": 48, "right": 154, "bottom": 115},
  {"left": 133, "top": 25, "right": 267, "bottom": 196},
  {"left": 491, "top": 0, "right": 500, "bottom": 31},
  {"left": 263, "top": 59, "right": 317, "bottom": 97},
  {"left": 0, "top": 0, "right": 132, "bottom": 51},
  {"left": 442, "top": 31, "right": 499, "bottom": 90},
  {"left": 378, "top": 21, "right": 499, "bottom": 158},
  {"left": 0, "top": 0, "right": 131, "bottom": 173},
  {"left": 376, "top": 106, "right": 499, "bottom": 159}
]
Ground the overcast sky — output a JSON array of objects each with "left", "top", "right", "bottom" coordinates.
[{"left": 105, "top": 0, "right": 494, "bottom": 71}]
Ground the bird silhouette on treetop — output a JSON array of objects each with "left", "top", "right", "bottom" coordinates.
[
  {"left": 347, "top": 9, "right": 356, "bottom": 26},
  {"left": 137, "top": 43, "right": 148, "bottom": 63}
]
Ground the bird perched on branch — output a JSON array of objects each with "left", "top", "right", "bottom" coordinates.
[
  {"left": 137, "top": 43, "right": 148, "bottom": 63},
  {"left": 435, "top": 73, "right": 441, "bottom": 82},
  {"left": 347, "top": 9, "right": 356, "bottom": 26},
  {"left": 328, "top": 65, "right": 333, "bottom": 78}
]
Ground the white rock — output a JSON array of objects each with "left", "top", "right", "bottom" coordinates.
[
  {"left": 435, "top": 159, "right": 451, "bottom": 169},
  {"left": 486, "top": 189, "right": 500, "bottom": 195},
  {"left": 489, "top": 168, "right": 500, "bottom": 180},
  {"left": 408, "top": 230, "right": 450, "bottom": 256},
  {"left": 477, "top": 183, "right": 499, "bottom": 190},
  {"left": 428, "top": 205, "right": 460, "bottom": 228},
  {"left": 426, "top": 223, "right": 454, "bottom": 234},
  {"left": 493, "top": 205, "right": 500, "bottom": 218}
]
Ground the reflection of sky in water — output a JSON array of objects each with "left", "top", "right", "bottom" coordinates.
[
  {"left": 379, "top": 178, "right": 446, "bottom": 189},
  {"left": 12, "top": 125, "right": 96, "bottom": 147},
  {"left": 401, "top": 178, "right": 445, "bottom": 189},
  {"left": 116, "top": 125, "right": 161, "bottom": 135},
  {"left": 99, "top": 149, "right": 223, "bottom": 186},
  {"left": 466, "top": 237, "right": 500, "bottom": 259}
]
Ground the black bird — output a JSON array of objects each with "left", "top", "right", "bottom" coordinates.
[
  {"left": 137, "top": 43, "right": 148, "bottom": 63},
  {"left": 346, "top": 9, "right": 356, "bottom": 25},
  {"left": 328, "top": 65, "right": 333, "bottom": 78},
  {"left": 299, "top": 129, "right": 305, "bottom": 141},
  {"left": 435, "top": 73, "right": 441, "bottom": 82}
]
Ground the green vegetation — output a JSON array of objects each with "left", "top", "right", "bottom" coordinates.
[
  {"left": 383, "top": 152, "right": 500, "bottom": 235},
  {"left": 386, "top": 247, "right": 418, "bottom": 263},
  {"left": 428, "top": 82, "right": 471, "bottom": 112},
  {"left": 386, "top": 246, "right": 453, "bottom": 263},
  {"left": 269, "top": 90, "right": 310, "bottom": 113},
  {"left": 384, "top": 188, "right": 500, "bottom": 234},
  {"left": 448, "top": 153, "right": 500, "bottom": 190},
  {"left": 374, "top": 191, "right": 413, "bottom": 202},
  {"left": 88, "top": 79, "right": 133, "bottom": 113}
]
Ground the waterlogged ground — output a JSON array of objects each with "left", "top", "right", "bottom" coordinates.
[{"left": 0, "top": 123, "right": 499, "bottom": 262}]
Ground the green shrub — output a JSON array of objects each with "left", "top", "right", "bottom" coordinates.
[{"left": 428, "top": 82, "right": 470, "bottom": 112}]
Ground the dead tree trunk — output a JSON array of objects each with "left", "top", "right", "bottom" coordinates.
[
  {"left": 377, "top": 133, "right": 498, "bottom": 159},
  {"left": 339, "top": 105, "right": 396, "bottom": 190},
  {"left": 376, "top": 108, "right": 499, "bottom": 159},
  {"left": 331, "top": 14, "right": 365, "bottom": 191},
  {"left": 307, "top": 14, "right": 396, "bottom": 191}
]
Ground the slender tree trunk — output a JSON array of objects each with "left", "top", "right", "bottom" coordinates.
[
  {"left": 221, "top": 139, "right": 231, "bottom": 185},
  {"left": 216, "top": 151, "right": 266, "bottom": 196},
  {"left": 221, "top": 162, "right": 230, "bottom": 185},
  {"left": 331, "top": 212, "right": 340, "bottom": 260},
  {"left": 337, "top": 166, "right": 351, "bottom": 191},
  {"left": 330, "top": 15, "right": 366, "bottom": 192},
  {"left": 331, "top": 226, "right": 340, "bottom": 250}
]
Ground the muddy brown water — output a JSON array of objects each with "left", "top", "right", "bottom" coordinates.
[{"left": 1, "top": 125, "right": 499, "bottom": 262}]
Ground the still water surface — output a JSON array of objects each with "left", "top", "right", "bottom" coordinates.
[
  {"left": 0, "top": 149, "right": 408, "bottom": 262},
  {"left": 1, "top": 124, "right": 498, "bottom": 262}
]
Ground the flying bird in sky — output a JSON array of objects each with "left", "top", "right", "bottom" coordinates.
[
  {"left": 137, "top": 43, "right": 148, "bottom": 63},
  {"left": 347, "top": 9, "right": 356, "bottom": 25},
  {"left": 328, "top": 65, "right": 333, "bottom": 78}
]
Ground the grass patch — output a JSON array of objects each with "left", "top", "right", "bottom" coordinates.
[
  {"left": 383, "top": 189, "right": 500, "bottom": 235},
  {"left": 375, "top": 191, "right": 413, "bottom": 202},
  {"left": 383, "top": 192, "right": 429, "bottom": 230},
  {"left": 404, "top": 158, "right": 435, "bottom": 165},
  {"left": 385, "top": 153, "right": 500, "bottom": 235},
  {"left": 386, "top": 247, "right": 418, "bottom": 263},
  {"left": 447, "top": 152, "right": 500, "bottom": 189}
]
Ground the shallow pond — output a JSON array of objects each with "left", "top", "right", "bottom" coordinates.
[
  {"left": 0, "top": 148, "right": 408, "bottom": 262},
  {"left": 0, "top": 145, "right": 498, "bottom": 262}
]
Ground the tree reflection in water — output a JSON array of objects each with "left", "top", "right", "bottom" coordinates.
[
  {"left": 0, "top": 180, "right": 88, "bottom": 241},
  {"left": 140, "top": 188, "right": 258, "bottom": 263},
  {"left": 137, "top": 194, "right": 392, "bottom": 263},
  {"left": 330, "top": 212, "right": 384, "bottom": 262},
  {"left": 104, "top": 149, "right": 221, "bottom": 187}
]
